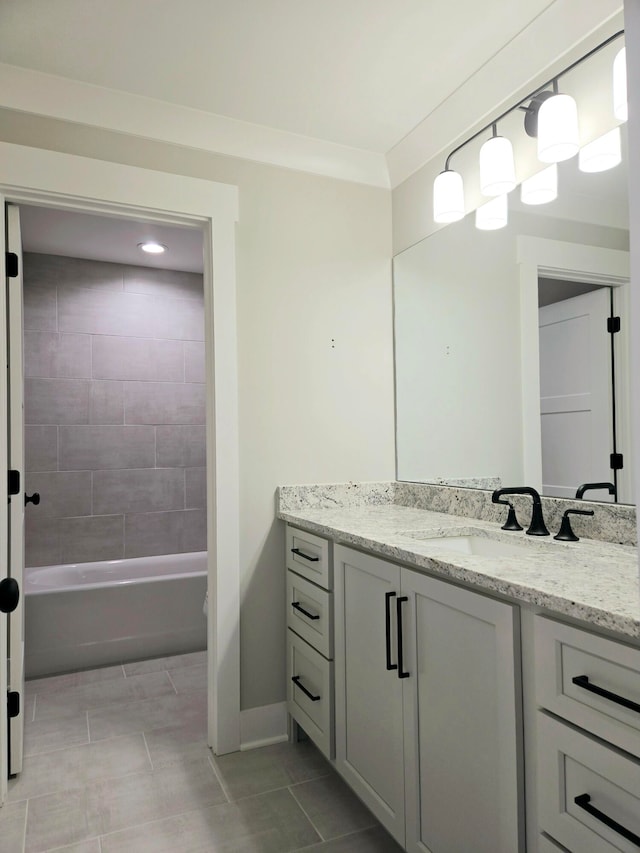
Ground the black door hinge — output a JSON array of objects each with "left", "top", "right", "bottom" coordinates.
[
  {"left": 7, "top": 469, "right": 20, "bottom": 500},
  {"left": 607, "top": 316, "right": 621, "bottom": 334},
  {"left": 7, "top": 691, "right": 19, "bottom": 719},
  {"left": 5, "top": 252, "right": 18, "bottom": 279},
  {"left": 610, "top": 452, "right": 624, "bottom": 470}
]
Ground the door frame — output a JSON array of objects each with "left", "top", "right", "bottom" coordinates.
[
  {"left": 517, "top": 236, "right": 631, "bottom": 500},
  {"left": 0, "top": 141, "right": 241, "bottom": 760}
]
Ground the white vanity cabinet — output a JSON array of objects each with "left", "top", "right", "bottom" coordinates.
[
  {"left": 285, "top": 525, "right": 335, "bottom": 760},
  {"left": 534, "top": 617, "right": 640, "bottom": 852},
  {"left": 333, "top": 544, "right": 522, "bottom": 852}
]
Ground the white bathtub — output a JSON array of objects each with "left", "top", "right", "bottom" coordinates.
[{"left": 25, "top": 552, "right": 208, "bottom": 678}]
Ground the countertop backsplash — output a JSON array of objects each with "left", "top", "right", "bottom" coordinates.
[{"left": 277, "top": 480, "right": 637, "bottom": 547}]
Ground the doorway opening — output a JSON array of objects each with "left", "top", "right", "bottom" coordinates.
[{"left": 537, "top": 277, "right": 621, "bottom": 502}]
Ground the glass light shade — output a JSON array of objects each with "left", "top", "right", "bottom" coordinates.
[
  {"left": 537, "top": 93, "right": 579, "bottom": 163},
  {"left": 479, "top": 135, "right": 516, "bottom": 196},
  {"left": 475, "top": 194, "right": 508, "bottom": 230},
  {"left": 433, "top": 169, "right": 464, "bottom": 223},
  {"left": 613, "top": 47, "right": 627, "bottom": 122},
  {"left": 520, "top": 164, "right": 558, "bottom": 205},
  {"left": 579, "top": 128, "right": 621, "bottom": 173}
]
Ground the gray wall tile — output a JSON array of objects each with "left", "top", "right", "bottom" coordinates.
[
  {"left": 25, "top": 426, "right": 58, "bottom": 472},
  {"left": 23, "top": 285, "right": 57, "bottom": 331},
  {"left": 58, "top": 285, "right": 158, "bottom": 337},
  {"left": 155, "top": 297, "right": 204, "bottom": 341},
  {"left": 185, "top": 468, "right": 206, "bottom": 509},
  {"left": 25, "top": 472, "right": 92, "bottom": 519},
  {"left": 124, "top": 511, "right": 183, "bottom": 558},
  {"left": 90, "top": 381, "right": 124, "bottom": 424},
  {"left": 124, "top": 382, "right": 205, "bottom": 425},
  {"left": 24, "top": 332, "right": 91, "bottom": 379},
  {"left": 123, "top": 266, "right": 204, "bottom": 302},
  {"left": 156, "top": 426, "right": 206, "bottom": 467},
  {"left": 55, "top": 257, "right": 124, "bottom": 291},
  {"left": 93, "top": 468, "right": 185, "bottom": 515},
  {"left": 25, "top": 517, "right": 61, "bottom": 568},
  {"left": 60, "top": 425, "right": 155, "bottom": 471},
  {"left": 92, "top": 336, "right": 184, "bottom": 382},
  {"left": 184, "top": 341, "right": 205, "bottom": 383},
  {"left": 23, "top": 253, "right": 62, "bottom": 287},
  {"left": 182, "top": 509, "right": 207, "bottom": 552},
  {"left": 25, "top": 379, "right": 89, "bottom": 425},
  {"left": 23, "top": 256, "right": 207, "bottom": 564},
  {"left": 59, "top": 515, "right": 124, "bottom": 564},
  {"left": 124, "top": 509, "right": 206, "bottom": 558}
]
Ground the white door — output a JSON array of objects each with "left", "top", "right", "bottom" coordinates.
[
  {"left": 402, "top": 570, "right": 521, "bottom": 853},
  {"left": 334, "top": 545, "right": 406, "bottom": 846},
  {"left": 539, "top": 288, "right": 614, "bottom": 499},
  {"left": 6, "top": 203, "right": 25, "bottom": 776}
]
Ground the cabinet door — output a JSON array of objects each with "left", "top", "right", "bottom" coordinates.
[
  {"left": 401, "top": 570, "right": 522, "bottom": 853},
  {"left": 334, "top": 545, "right": 406, "bottom": 846}
]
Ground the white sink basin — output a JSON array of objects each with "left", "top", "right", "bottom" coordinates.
[{"left": 405, "top": 531, "right": 537, "bottom": 558}]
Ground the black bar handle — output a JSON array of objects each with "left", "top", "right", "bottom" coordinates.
[
  {"left": 396, "top": 596, "right": 409, "bottom": 679},
  {"left": 574, "top": 794, "right": 640, "bottom": 846},
  {"left": 385, "top": 591, "right": 397, "bottom": 671},
  {"left": 291, "top": 547, "right": 319, "bottom": 562},
  {"left": 572, "top": 675, "right": 640, "bottom": 714},
  {"left": 291, "top": 601, "right": 320, "bottom": 621},
  {"left": 291, "top": 675, "right": 320, "bottom": 702}
]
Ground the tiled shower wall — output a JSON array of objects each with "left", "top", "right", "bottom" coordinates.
[{"left": 23, "top": 253, "right": 207, "bottom": 567}]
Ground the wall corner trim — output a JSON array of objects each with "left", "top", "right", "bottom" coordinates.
[{"left": 240, "top": 702, "right": 288, "bottom": 751}]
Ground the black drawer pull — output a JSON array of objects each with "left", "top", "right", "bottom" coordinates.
[
  {"left": 291, "top": 547, "right": 319, "bottom": 562},
  {"left": 292, "top": 601, "right": 320, "bottom": 620},
  {"left": 385, "top": 591, "right": 397, "bottom": 671},
  {"left": 574, "top": 794, "right": 640, "bottom": 846},
  {"left": 572, "top": 675, "right": 640, "bottom": 714},
  {"left": 291, "top": 675, "right": 320, "bottom": 701},
  {"left": 396, "top": 596, "right": 409, "bottom": 679}
]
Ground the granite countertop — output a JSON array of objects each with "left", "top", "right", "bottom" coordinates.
[{"left": 278, "top": 502, "right": 640, "bottom": 640}]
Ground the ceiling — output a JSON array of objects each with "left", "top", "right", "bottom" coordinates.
[{"left": 0, "top": 0, "right": 558, "bottom": 154}]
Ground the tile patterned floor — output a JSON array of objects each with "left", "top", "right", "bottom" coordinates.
[{"left": 3, "top": 652, "right": 403, "bottom": 852}]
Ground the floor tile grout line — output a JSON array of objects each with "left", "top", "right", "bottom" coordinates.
[
  {"left": 165, "top": 669, "right": 179, "bottom": 694},
  {"left": 22, "top": 797, "right": 28, "bottom": 853},
  {"left": 209, "top": 771, "right": 334, "bottom": 805},
  {"left": 292, "top": 825, "right": 383, "bottom": 852},
  {"left": 287, "top": 784, "right": 327, "bottom": 843},
  {"left": 98, "top": 800, "right": 222, "bottom": 845},
  {"left": 141, "top": 731, "right": 154, "bottom": 772},
  {"left": 206, "top": 750, "right": 232, "bottom": 803}
]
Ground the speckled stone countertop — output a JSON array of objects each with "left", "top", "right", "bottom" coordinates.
[{"left": 278, "top": 486, "right": 640, "bottom": 641}]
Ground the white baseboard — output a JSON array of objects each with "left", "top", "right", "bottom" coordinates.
[{"left": 240, "top": 701, "right": 288, "bottom": 751}]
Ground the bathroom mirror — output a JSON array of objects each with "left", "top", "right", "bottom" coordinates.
[{"left": 394, "top": 125, "right": 634, "bottom": 504}]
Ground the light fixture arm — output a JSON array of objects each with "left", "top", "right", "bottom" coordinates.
[{"left": 443, "top": 29, "right": 623, "bottom": 172}]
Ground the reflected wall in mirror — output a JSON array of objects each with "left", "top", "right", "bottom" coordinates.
[{"left": 394, "top": 127, "right": 633, "bottom": 504}]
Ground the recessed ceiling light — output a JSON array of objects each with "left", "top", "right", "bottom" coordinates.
[{"left": 138, "top": 241, "right": 167, "bottom": 254}]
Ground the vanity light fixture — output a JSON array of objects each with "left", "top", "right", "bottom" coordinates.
[
  {"left": 138, "top": 241, "right": 167, "bottom": 255},
  {"left": 479, "top": 126, "right": 516, "bottom": 196},
  {"left": 433, "top": 168, "right": 465, "bottom": 223},
  {"left": 475, "top": 194, "right": 508, "bottom": 230},
  {"left": 535, "top": 84, "right": 580, "bottom": 163},
  {"left": 520, "top": 164, "right": 557, "bottom": 205},
  {"left": 432, "top": 29, "right": 625, "bottom": 225},
  {"left": 578, "top": 127, "right": 622, "bottom": 173},
  {"left": 613, "top": 47, "right": 627, "bottom": 121}
]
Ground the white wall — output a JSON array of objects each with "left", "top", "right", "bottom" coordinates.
[
  {"left": 625, "top": 0, "right": 640, "bottom": 552},
  {"left": 0, "top": 109, "right": 396, "bottom": 710}
]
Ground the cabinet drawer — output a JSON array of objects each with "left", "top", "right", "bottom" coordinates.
[
  {"left": 535, "top": 616, "right": 640, "bottom": 757},
  {"left": 287, "top": 629, "right": 334, "bottom": 760},
  {"left": 286, "top": 525, "right": 331, "bottom": 589},
  {"left": 537, "top": 712, "right": 640, "bottom": 853},
  {"left": 287, "top": 571, "right": 333, "bottom": 659},
  {"left": 538, "top": 835, "right": 570, "bottom": 852}
]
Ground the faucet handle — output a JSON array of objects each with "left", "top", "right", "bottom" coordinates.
[
  {"left": 554, "top": 508, "right": 595, "bottom": 542},
  {"left": 493, "top": 497, "right": 523, "bottom": 531}
]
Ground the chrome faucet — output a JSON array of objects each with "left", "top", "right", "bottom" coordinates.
[{"left": 491, "top": 486, "right": 550, "bottom": 536}]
